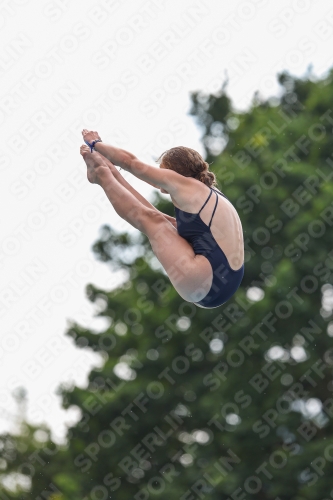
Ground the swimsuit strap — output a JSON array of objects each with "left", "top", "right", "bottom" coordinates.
[
  {"left": 208, "top": 191, "right": 219, "bottom": 228},
  {"left": 211, "top": 187, "right": 228, "bottom": 200},
  {"left": 198, "top": 188, "right": 213, "bottom": 214}
]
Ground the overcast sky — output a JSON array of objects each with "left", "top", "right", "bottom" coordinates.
[{"left": 1, "top": 0, "right": 332, "bottom": 442}]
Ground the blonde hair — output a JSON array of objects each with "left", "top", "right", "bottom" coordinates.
[{"left": 156, "top": 146, "right": 217, "bottom": 187}]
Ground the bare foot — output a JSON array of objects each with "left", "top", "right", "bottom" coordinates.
[
  {"left": 81, "top": 129, "right": 124, "bottom": 176},
  {"left": 80, "top": 145, "right": 109, "bottom": 184},
  {"left": 82, "top": 129, "right": 101, "bottom": 145}
]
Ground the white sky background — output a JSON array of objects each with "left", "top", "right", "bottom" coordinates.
[{"left": 0, "top": 0, "right": 332, "bottom": 442}]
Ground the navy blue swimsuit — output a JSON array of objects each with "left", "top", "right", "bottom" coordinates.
[{"left": 174, "top": 187, "right": 244, "bottom": 308}]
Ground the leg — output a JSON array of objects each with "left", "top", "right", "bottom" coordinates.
[
  {"left": 81, "top": 147, "right": 213, "bottom": 301},
  {"left": 139, "top": 213, "right": 214, "bottom": 302},
  {"left": 80, "top": 145, "right": 175, "bottom": 227},
  {"left": 100, "top": 175, "right": 212, "bottom": 301},
  {"left": 81, "top": 145, "right": 165, "bottom": 231},
  {"left": 103, "top": 156, "right": 158, "bottom": 212}
]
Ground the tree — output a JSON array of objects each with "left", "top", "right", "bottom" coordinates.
[{"left": 1, "top": 68, "right": 333, "bottom": 499}]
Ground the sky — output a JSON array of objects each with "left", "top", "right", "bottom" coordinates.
[{"left": 1, "top": 0, "right": 332, "bottom": 442}]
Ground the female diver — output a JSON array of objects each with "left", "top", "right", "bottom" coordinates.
[{"left": 80, "top": 129, "right": 244, "bottom": 309}]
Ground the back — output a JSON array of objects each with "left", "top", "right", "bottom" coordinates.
[{"left": 172, "top": 185, "right": 244, "bottom": 272}]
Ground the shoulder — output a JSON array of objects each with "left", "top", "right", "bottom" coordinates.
[{"left": 171, "top": 178, "right": 212, "bottom": 212}]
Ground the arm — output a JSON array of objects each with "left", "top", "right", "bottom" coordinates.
[
  {"left": 94, "top": 141, "right": 183, "bottom": 194},
  {"left": 95, "top": 144, "right": 177, "bottom": 227},
  {"left": 94, "top": 142, "right": 134, "bottom": 170}
]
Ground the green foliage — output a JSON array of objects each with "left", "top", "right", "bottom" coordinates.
[{"left": 2, "top": 69, "right": 333, "bottom": 499}]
